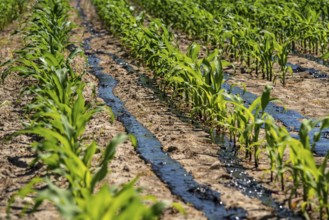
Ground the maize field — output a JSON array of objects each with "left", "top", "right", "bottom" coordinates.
[{"left": 1, "top": 0, "right": 329, "bottom": 219}]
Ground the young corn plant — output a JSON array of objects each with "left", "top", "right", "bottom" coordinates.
[
  {"left": 277, "top": 117, "right": 329, "bottom": 218},
  {"left": 275, "top": 40, "right": 293, "bottom": 86},
  {"left": 224, "top": 86, "right": 276, "bottom": 167},
  {"left": 258, "top": 31, "right": 276, "bottom": 82},
  {"left": 263, "top": 115, "right": 290, "bottom": 190}
]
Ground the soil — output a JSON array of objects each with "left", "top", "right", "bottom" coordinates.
[{"left": 0, "top": 0, "right": 328, "bottom": 219}]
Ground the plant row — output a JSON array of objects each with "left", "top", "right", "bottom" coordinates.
[
  {"left": 134, "top": 0, "right": 329, "bottom": 86},
  {"left": 193, "top": 0, "right": 329, "bottom": 54},
  {"left": 2, "top": 0, "right": 164, "bottom": 219},
  {"left": 0, "top": 0, "right": 25, "bottom": 30},
  {"left": 92, "top": 0, "right": 329, "bottom": 218}
]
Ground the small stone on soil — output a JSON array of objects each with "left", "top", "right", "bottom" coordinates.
[
  {"left": 167, "top": 146, "right": 178, "bottom": 153},
  {"left": 123, "top": 165, "right": 130, "bottom": 172},
  {"left": 210, "top": 161, "right": 221, "bottom": 170}
]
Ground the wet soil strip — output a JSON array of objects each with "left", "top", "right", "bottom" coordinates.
[
  {"left": 287, "top": 62, "right": 328, "bottom": 79},
  {"left": 292, "top": 51, "right": 329, "bottom": 69},
  {"left": 76, "top": 2, "right": 247, "bottom": 219}
]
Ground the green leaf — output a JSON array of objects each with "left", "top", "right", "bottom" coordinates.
[
  {"left": 187, "top": 43, "right": 200, "bottom": 61},
  {"left": 129, "top": 134, "right": 138, "bottom": 148},
  {"left": 91, "top": 134, "right": 127, "bottom": 191},
  {"left": 83, "top": 141, "right": 98, "bottom": 168},
  {"left": 321, "top": 52, "right": 329, "bottom": 60},
  {"left": 261, "top": 85, "right": 272, "bottom": 111}
]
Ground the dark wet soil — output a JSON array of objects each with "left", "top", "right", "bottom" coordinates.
[{"left": 287, "top": 62, "right": 328, "bottom": 79}]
